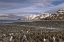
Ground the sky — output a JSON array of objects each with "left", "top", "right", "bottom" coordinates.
[{"left": 0, "top": 0, "right": 64, "bottom": 20}]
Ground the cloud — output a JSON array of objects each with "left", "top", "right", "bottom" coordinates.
[
  {"left": 0, "top": 0, "right": 63, "bottom": 16},
  {"left": 0, "top": 0, "right": 61, "bottom": 9},
  {"left": 45, "top": 3, "right": 64, "bottom": 13},
  {"left": 0, "top": 2, "right": 29, "bottom": 9},
  {"left": 0, "top": 14, "right": 22, "bottom": 20},
  {"left": 0, "top": 0, "right": 27, "bottom": 3}
]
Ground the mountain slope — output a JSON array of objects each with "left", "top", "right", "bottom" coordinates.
[
  {"left": 42, "top": 8, "right": 64, "bottom": 20},
  {"left": 21, "top": 13, "right": 51, "bottom": 20},
  {"left": 20, "top": 8, "right": 64, "bottom": 20}
]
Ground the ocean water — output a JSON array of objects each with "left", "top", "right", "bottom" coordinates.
[
  {"left": 0, "top": 20, "right": 64, "bottom": 23},
  {"left": 0, "top": 20, "right": 34, "bottom": 23}
]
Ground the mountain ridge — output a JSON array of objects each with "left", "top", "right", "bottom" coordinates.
[{"left": 20, "top": 8, "right": 64, "bottom": 20}]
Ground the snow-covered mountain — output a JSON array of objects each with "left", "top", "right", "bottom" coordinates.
[
  {"left": 21, "top": 13, "right": 51, "bottom": 20},
  {"left": 20, "top": 8, "right": 64, "bottom": 20},
  {"left": 42, "top": 8, "right": 64, "bottom": 20},
  {"left": 20, "top": 14, "right": 39, "bottom": 20}
]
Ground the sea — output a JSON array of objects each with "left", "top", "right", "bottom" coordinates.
[
  {"left": 0, "top": 20, "right": 64, "bottom": 23},
  {"left": 0, "top": 20, "right": 36, "bottom": 23}
]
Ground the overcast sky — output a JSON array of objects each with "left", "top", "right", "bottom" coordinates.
[{"left": 0, "top": 0, "right": 64, "bottom": 16}]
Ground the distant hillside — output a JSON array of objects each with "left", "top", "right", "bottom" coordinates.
[
  {"left": 20, "top": 13, "right": 51, "bottom": 20},
  {"left": 20, "top": 8, "right": 64, "bottom": 20},
  {"left": 42, "top": 8, "right": 64, "bottom": 20}
]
